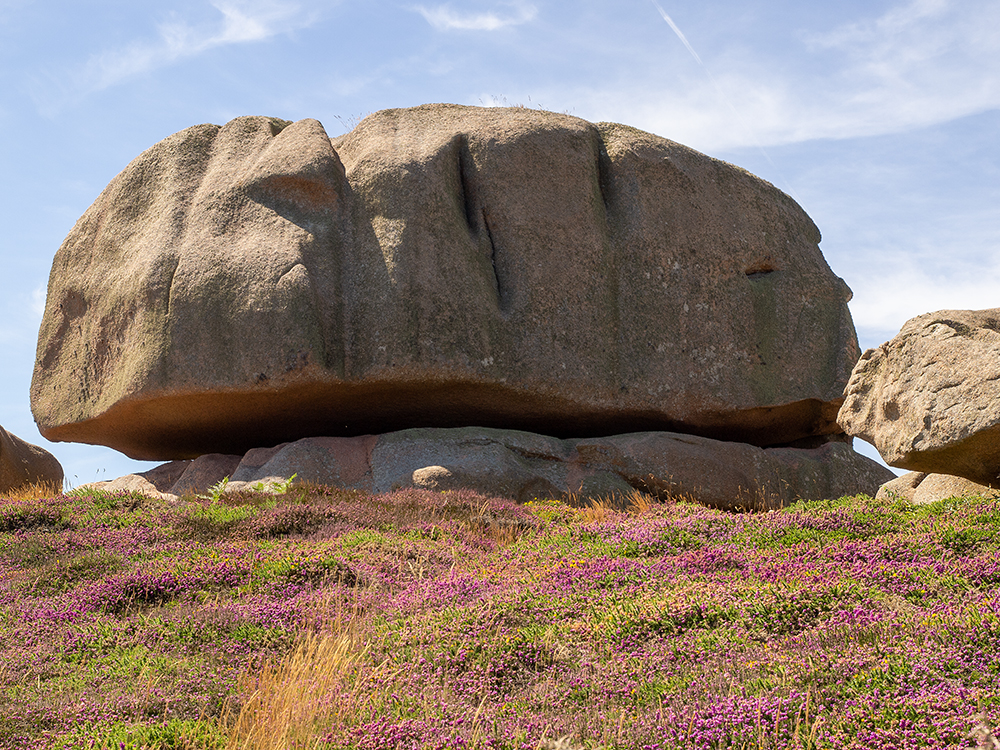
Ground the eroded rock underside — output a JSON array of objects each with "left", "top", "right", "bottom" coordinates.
[{"left": 33, "top": 105, "right": 859, "bottom": 461}]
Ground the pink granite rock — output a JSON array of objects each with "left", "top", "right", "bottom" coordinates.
[
  {"left": 33, "top": 106, "right": 857, "bottom": 460},
  {"left": 0, "top": 425, "right": 63, "bottom": 493},
  {"left": 135, "top": 427, "right": 892, "bottom": 511},
  {"left": 839, "top": 308, "right": 1000, "bottom": 486},
  {"left": 876, "top": 471, "right": 1000, "bottom": 504}
]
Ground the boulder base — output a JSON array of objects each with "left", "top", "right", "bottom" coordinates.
[
  {"left": 33, "top": 105, "right": 858, "bottom": 460},
  {"left": 105, "top": 427, "right": 892, "bottom": 511}
]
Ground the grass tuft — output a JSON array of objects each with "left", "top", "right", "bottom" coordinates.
[
  {"left": 219, "top": 630, "right": 368, "bottom": 749},
  {"left": 1, "top": 480, "right": 63, "bottom": 501}
]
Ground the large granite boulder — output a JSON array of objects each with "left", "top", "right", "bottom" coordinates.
[
  {"left": 109, "top": 427, "right": 892, "bottom": 511},
  {"left": 839, "top": 309, "right": 1000, "bottom": 486},
  {"left": 0, "top": 425, "right": 63, "bottom": 493},
  {"left": 32, "top": 105, "right": 858, "bottom": 460}
]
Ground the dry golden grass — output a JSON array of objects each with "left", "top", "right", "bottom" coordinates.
[
  {"left": 219, "top": 630, "right": 368, "bottom": 750},
  {"left": 626, "top": 489, "right": 656, "bottom": 515},
  {"left": 578, "top": 497, "right": 614, "bottom": 524},
  {"left": 1, "top": 480, "right": 63, "bottom": 501},
  {"left": 558, "top": 490, "right": 660, "bottom": 523}
]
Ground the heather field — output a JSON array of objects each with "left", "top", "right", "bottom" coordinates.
[{"left": 1, "top": 481, "right": 1000, "bottom": 749}]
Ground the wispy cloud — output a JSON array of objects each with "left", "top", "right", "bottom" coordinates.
[
  {"left": 851, "top": 256, "right": 1000, "bottom": 350},
  {"left": 560, "top": 0, "right": 1000, "bottom": 152},
  {"left": 800, "top": 0, "right": 1000, "bottom": 127},
  {"left": 836, "top": 198, "right": 1000, "bottom": 346},
  {"left": 32, "top": 1, "right": 316, "bottom": 110},
  {"left": 414, "top": 2, "right": 537, "bottom": 32},
  {"left": 30, "top": 284, "right": 46, "bottom": 319}
]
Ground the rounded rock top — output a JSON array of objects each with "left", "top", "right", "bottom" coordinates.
[{"left": 32, "top": 104, "right": 858, "bottom": 460}]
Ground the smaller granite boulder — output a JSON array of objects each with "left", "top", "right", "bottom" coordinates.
[
  {"left": 571, "top": 433, "right": 893, "bottom": 510},
  {"left": 170, "top": 454, "right": 242, "bottom": 496},
  {"left": 370, "top": 428, "right": 570, "bottom": 503},
  {"left": 874, "top": 472, "right": 927, "bottom": 503},
  {"left": 78, "top": 473, "right": 179, "bottom": 503},
  {"left": 0, "top": 425, "right": 63, "bottom": 493},
  {"left": 138, "top": 460, "right": 191, "bottom": 493},
  {"left": 839, "top": 309, "right": 1000, "bottom": 485},
  {"left": 876, "top": 471, "right": 1000, "bottom": 504},
  {"left": 231, "top": 437, "right": 376, "bottom": 489}
]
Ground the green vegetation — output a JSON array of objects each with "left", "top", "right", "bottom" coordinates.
[{"left": 0, "top": 485, "right": 998, "bottom": 748}]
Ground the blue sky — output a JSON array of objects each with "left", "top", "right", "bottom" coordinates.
[{"left": 1, "top": 0, "right": 997, "bottom": 484}]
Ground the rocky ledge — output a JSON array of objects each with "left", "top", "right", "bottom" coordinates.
[{"left": 86, "top": 426, "right": 893, "bottom": 511}]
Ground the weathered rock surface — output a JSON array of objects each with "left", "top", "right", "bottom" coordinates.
[
  {"left": 0, "top": 425, "right": 64, "bottom": 493},
  {"left": 116, "top": 427, "right": 891, "bottom": 511},
  {"left": 138, "top": 460, "right": 190, "bottom": 493},
  {"left": 839, "top": 309, "right": 1000, "bottom": 486},
  {"left": 170, "top": 454, "right": 242, "bottom": 495},
  {"left": 78, "top": 473, "right": 179, "bottom": 503},
  {"left": 874, "top": 472, "right": 926, "bottom": 504},
  {"left": 876, "top": 471, "right": 1000, "bottom": 504},
  {"left": 33, "top": 105, "right": 858, "bottom": 460}
]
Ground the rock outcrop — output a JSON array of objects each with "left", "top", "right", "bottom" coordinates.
[
  {"left": 876, "top": 471, "right": 1000, "bottom": 505},
  {"left": 839, "top": 309, "right": 1000, "bottom": 486},
  {"left": 0, "top": 425, "right": 63, "bottom": 493},
  {"left": 81, "top": 473, "right": 178, "bottom": 503},
  {"left": 33, "top": 105, "right": 858, "bottom": 461},
  {"left": 94, "top": 427, "right": 893, "bottom": 511}
]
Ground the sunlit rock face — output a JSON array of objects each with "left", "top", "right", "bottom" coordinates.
[
  {"left": 0, "top": 424, "right": 63, "bottom": 493},
  {"left": 32, "top": 104, "right": 858, "bottom": 460},
  {"left": 839, "top": 308, "right": 1000, "bottom": 486}
]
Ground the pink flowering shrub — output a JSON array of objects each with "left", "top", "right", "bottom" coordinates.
[{"left": 0, "top": 486, "right": 998, "bottom": 748}]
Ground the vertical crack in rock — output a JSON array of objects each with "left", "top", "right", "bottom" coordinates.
[
  {"left": 596, "top": 137, "right": 613, "bottom": 210},
  {"left": 456, "top": 133, "right": 504, "bottom": 312},
  {"left": 481, "top": 208, "right": 506, "bottom": 311},
  {"left": 457, "top": 135, "right": 478, "bottom": 236},
  {"left": 593, "top": 129, "right": 622, "bottom": 394}
]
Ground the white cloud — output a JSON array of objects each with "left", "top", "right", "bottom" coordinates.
[
  {"left": 800, "top": 0, "right": 1000, "bottom": 124},
  {"left": 808, "top": 0, "right": 952, "bottom": 57},
  {"left": 30, "top": 284, "right": 47, "bottom": 319},
  {"left": 557, "top": 0, "right": 1000, "bottom": 152},
  {"left": 414, "top": 2, "right": 537, "bottom": 32},
  {"left": 69, "top": 1, "right": 315, "bottom": 94},
  {"left": 850, "top": 255, "right": 1000, "bottom": 349}
]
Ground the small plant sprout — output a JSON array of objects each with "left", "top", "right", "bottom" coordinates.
[
  {"left": 198, "top": 476, "right": 230, "bottom": 503},
  {"left": 250, "top": 473, "right": 297, "bottom": 494}
]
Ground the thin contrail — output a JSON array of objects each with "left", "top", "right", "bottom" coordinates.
[
  {"left": 649, "top": 0, "right": 702, "bottom": 65},
  {"left": 647, "top": 0, "right": 802, "bottom": 206}
]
